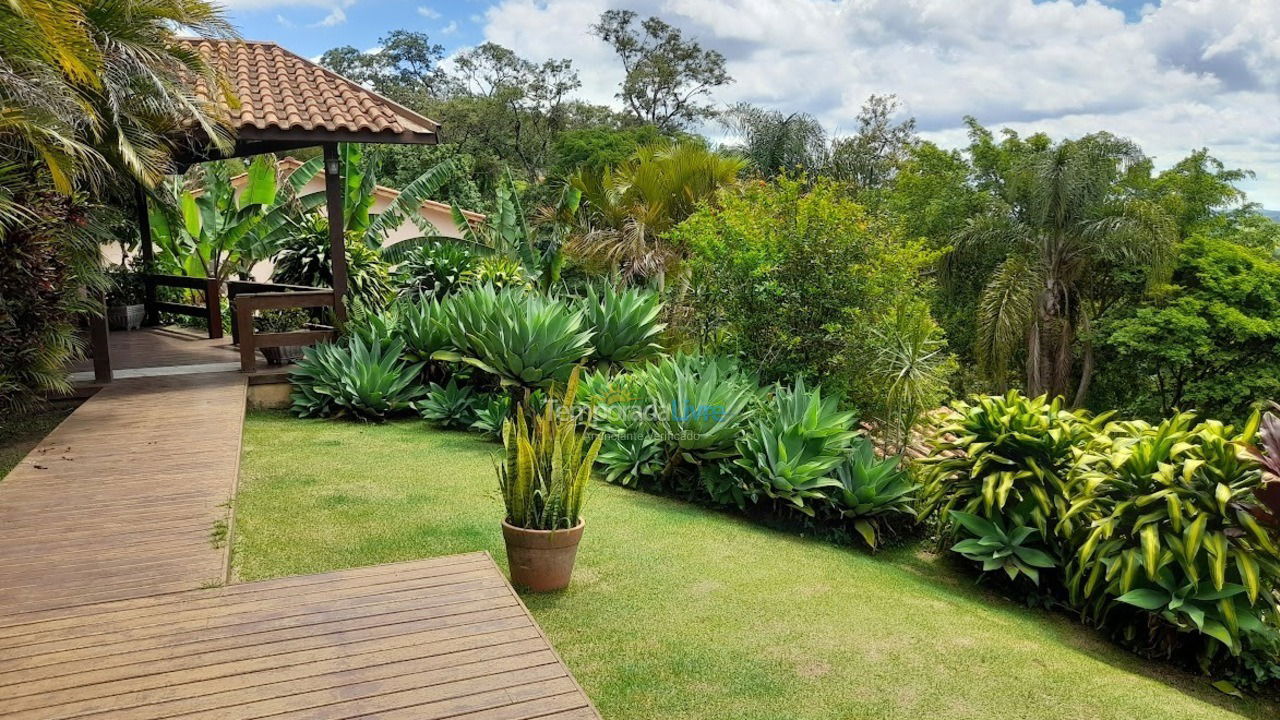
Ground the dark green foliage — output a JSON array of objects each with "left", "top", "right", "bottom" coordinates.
[
  {"left": 469, "top": 394, "right": 511, "bottom": 438},
  {"left": 414, "top": 380, "right": 477, "bottom": 429},
  {"left": 104, "top": 263, "right": 144, "bottom": 305},
  {"left": 948, "top": 511, "right": 1057, "bottom": 585},
  {"left": 641, "top": 354, "right": 759, "bottom": 470},
  {"left": 1094, "top": 235, "right": 1280, "bottom": 422},
  {"left": 551, "top": 125, "right": 664, "bottom": 177},
  {"left": 253, "top": 309, "right": 308, "bottom": 333},
  {"left": 270, "top": 216, "right": 393, "bottom": 315},
  {"left": 289, "top": 336, "right": 424, "bottom": 421},
  {"left": 396, "top": 241, "right": 474, "bottom": 300}
]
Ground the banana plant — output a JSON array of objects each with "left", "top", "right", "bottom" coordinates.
[{"left": 149, "top": 155, "right": 322, "bottom": 280}]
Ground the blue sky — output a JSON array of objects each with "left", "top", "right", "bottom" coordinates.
[{"left": 222, "top": 0, "right": 1280, "bottom": 207}]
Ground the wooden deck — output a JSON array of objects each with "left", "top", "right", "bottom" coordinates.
[
  {"left": 0, "top": 553, "right": 598, "bottom": 720},
  {"left": 67, "top": 326, "right": 291, "bottom": 384},
  {"left": 1, "top": 369, "right": 600, "bottom": 719},
  {"left": 0, "top": 373, "right": 247, "bottom": 614}
]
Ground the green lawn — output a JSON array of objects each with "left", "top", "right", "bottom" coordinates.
[{"left": 235, "top": 410, "right": 1277, "bottom": 720}]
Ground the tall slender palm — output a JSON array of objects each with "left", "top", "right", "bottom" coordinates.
[
  {"left": 954, "top": 135, "right": 1174, "bottom": 405},
  {"left": 568, "top": 142, "right": 745, "bottom": 288}
]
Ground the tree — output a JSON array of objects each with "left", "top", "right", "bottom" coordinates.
[
  {"left": 320, "top": 30, "right": 445, "bottom": 103},
  {"left": 567, "top": 142, "right": 744, "bottom": 287},
  {"left": 1094, "top": 235, "right": 1280, "bottom": 422},
  {"left": 721, "top": 104, "right": 828, "bottom": 178},
  {"left": 828, "top": 95, "right": 918, "bottom": 191},
  {"left": 953, "top": 126, "right": 1175, "bottom": 405},
  {"left": 551, "top": 125, "right": 664, "bottom": 177},
  {"left": 591, "top": 10, "right": 732, "bottom": 131}
]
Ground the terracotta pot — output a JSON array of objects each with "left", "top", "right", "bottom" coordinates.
[{"left": 501, "top": 519, "right": 585, "bottom": 592}]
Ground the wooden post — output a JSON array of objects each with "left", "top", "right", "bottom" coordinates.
[
  {"left": 236, "top": 299, "right": 256, "bottom": 373},
  {"left": 89, "top": 295, "right": 112, "bottom": 384},
  {"left": 204, "top": 277, "right": 223, "bottom": 339},
  {"left": 135, "top": 182, "right": 158, "bottom": 326},
  {"left": 323, "top": 143, "right": 349, "bottom": 326}
]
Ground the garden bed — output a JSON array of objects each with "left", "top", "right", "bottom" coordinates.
[{"left": 233, "top": 411, "right": 1278, "bottom": 720}]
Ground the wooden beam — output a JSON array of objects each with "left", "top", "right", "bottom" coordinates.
[
  {"left": 89, "top": 295, "right": 111, "bottom": 384},
  {"left": 135, "top": 183, "right": 158, "bottom": 326},
  {"left": 323, "top": 143, "right": 349, "bottom": 326}
]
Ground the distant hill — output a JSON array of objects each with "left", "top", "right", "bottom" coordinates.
[{"left": 1262, "top": 208, "right": 1280, "bottom": 222}]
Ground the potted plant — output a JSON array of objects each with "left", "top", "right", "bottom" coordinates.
[
  {"left": 496, "top": 366, "right": 602, "bottom": 591},
  {"left": 105, "top": 264, "right": 146, "bottom": 331},
  {"left": 254, "top": 309, "right": 310, "bottom": 365}
]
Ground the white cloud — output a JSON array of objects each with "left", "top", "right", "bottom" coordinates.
[
  {"left": 417, "top": 5, "right": 441, "bottom": 20},
  {"left": 480, "top": 0, "right": 1280, "bottom": 206},
  {"left": 312, "top": 6, "right": 346, "bottom": 27},
  {"left": 441, "top": 20, "right": 459, "bottom": 35}
]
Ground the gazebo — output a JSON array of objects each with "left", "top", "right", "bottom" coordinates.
[{"left": 87, "top": 39, "right": 440, "bottom": 382}]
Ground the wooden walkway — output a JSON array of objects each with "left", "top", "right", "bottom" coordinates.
[
  {"left": 0, "top": 553, "right": 597, "bottom": 720},
  {"left": 0, "top": 373, "right": 246, "bottom": 614},
  {"left": 0, "top": 371, "right": 600, "bottom": 719}
]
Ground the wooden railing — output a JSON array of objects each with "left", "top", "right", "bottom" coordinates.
[
  {"left": 227, "top": 280, "right": 338, "bottom": 372},
  {"left": 143, "top": 274, "right": 222, "bottom": 339}
]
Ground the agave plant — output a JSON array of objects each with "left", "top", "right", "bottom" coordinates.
[
  {"left": 435, "top": 285, "right": 594, "bottom": 392},
  {"left": 1067, "top": 412, "right": 1280, "bottom": 653},
  {"left": 578, "top": 283, "right": 666, "bottom": 367},
  {"left": 917, "top": 392, "right": 1108, "bottom": 555},
  {"left": 641, "top": 354, "right": 759, "bottom": 470},
  {"left": 598, "top": 432, "right": 664, "bottom": 488},
  {"left": 735, "top": 377, "right": 858, "bottom": 515},
  {"left": 828, "top": 440, "right": 918, "bottom": 549},
  {"left": 949, "top": 510, "right": 1058, "bottom": 585},
  {"left": 396, "top": 240, "right": 475, "bottom": 300},
  {"left": 470, "top": 394, "right": 512, "bottom": 438},
  {"left": 414, "top": 380, "right": 477, "bottom": 429},
  {"left": 497, "top": 367, "right": 603, "bottom": 530},
  {"left": 396, "top": 295, "right": 455, "bottom": 381},
  {"left": 289, "top": 336, "right": 424, "bottom": 421}
]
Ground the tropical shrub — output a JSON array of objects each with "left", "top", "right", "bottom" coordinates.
[
  {"left": 396, "top": 240, "right": 474, "bottom": 300},
  {"left": 437, "top": 285, "right": 593, "bottom": 392},
  {"left": 104, "top": 264, "right": 145, "bottom": 306},
  {"left": 578, "top": 284, "right": 666, "bottom": 367},
  {"left": 1070, "top": 413, "right": 1280, "bottom": 658},
  {"left": 414, "top": 381, "right": 477, "bottom": 429},
  {"left": 470, "top": 394, "right": 511, "bottom": 438},
  {"left": 735, "top": 377, "right": 858, "bottom": 515},
  {"left": 271, "top": 217, "right": 394, "bottom": 314},
  {"left": 497, "top": 367, "right": 602, "bottom": 530},
  {"left": 828, "top": 441, "right": 917, "bottom": 549},
  {"left": 676, "top": 177, "right": 945, "bottom": 412},
  {"left": 289, "top": 336, "right": 424, "bottom": 421},
  {"left": 464, "top": 254, "right": 529, "bottom": 290}
]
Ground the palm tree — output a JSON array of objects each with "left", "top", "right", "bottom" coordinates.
[
  {"left": 568, "top": 142, "right": 745, "bottom": 288},
  {"left": 954, "top": 134, "right": 1174, "bottom": 405}
]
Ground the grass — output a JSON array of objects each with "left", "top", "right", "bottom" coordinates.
[
  {"left": 0, "top": 401, "right": 78, "bottom": 480},
  {"left": 235, "top": 410, "right": 1278, "bottom": 720}
]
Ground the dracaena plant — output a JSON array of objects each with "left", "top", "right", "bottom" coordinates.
[
  {"left": 289, "top": 335, "right": 424, "bottom": 421},
  {"left": 497, "top": 367, "right": 603, "bottom": 531},
  {"left": 435, "top": 285, "right": 594, "bottom": 393},
  {"left": 828, "top": 440, "right": 918, "bottom": 549},
  {"left": 735, "top": 377, "right": 858, "bottom": 515},
  {"left": 1067, "top": 412, "right": 1280, "bottom": 655},
  {"left": 948, "top": 510, "right": 1058, "bottom": 585},
  {"left": 578, "top": 283, "right": 666, "bottom": 367},
  {"left": 917, "top": 392, "right": 1107, "bottom": 557}
]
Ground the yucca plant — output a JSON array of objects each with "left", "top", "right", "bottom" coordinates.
[
  {"left": 918, "top": 392, "right": 1108, "bottom": 557},
  {"left": 497, "top": 367, "right": 603, "bottom": 530},
  {"left": 641, "top": 354, "right": 759, "bottom": 471},
  {"left": 436, "top": 285, "right": 594, "bottom": 393},
  {"left": 1069, "top": 412, "right": 1280, "bottom": 655},
  {"left": 470, "top": 394, "right": 512, "bottom": 438},
  {"left": 828, "top": 440, "right": 918, "bottom": 549},
  {"left": 578, "top": 283, "right": 666, "bottom": 367},
  {"left": 289, "top": 336, "right": 424, "bottom": 421},
  {"left": 414, "top": 380, "right": 477, "bottom": 429},
  {"left": 735, "top": 377, "right": 858, "bottom": 515}
]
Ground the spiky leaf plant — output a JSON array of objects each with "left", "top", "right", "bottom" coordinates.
[
  {"left": 497, "top": 367, "right": 603, "bottom": 530},
  {"left": 828, "top": 440, "right": 918, "bottom": 549},
  {"left": 470, "top": 394, "right": 512, "bottom": 438},
  {"left": 735, "top": 377, "right": 858, "bottom": 515},
  {"left": 396, "top": 240, "right": 474, "bottom": 300},
  {"left": 414, "top": 380, "right": 477, "bottom": 429},
  {"left": 435, "top": 285, "right": 594, "bottom": 391},
  {"left": 641, "top": 354, "right": 759, "bottom": 470},
  {"left": 578, "top": 283, "right": 666, "bottom": 367},
  {"left": 289, "top": 335, "right": 424, "bottom": 421}
]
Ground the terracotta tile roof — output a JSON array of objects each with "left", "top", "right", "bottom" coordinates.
[{"left": 178, "top": 38, "right": 439, "bottom": 143}]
